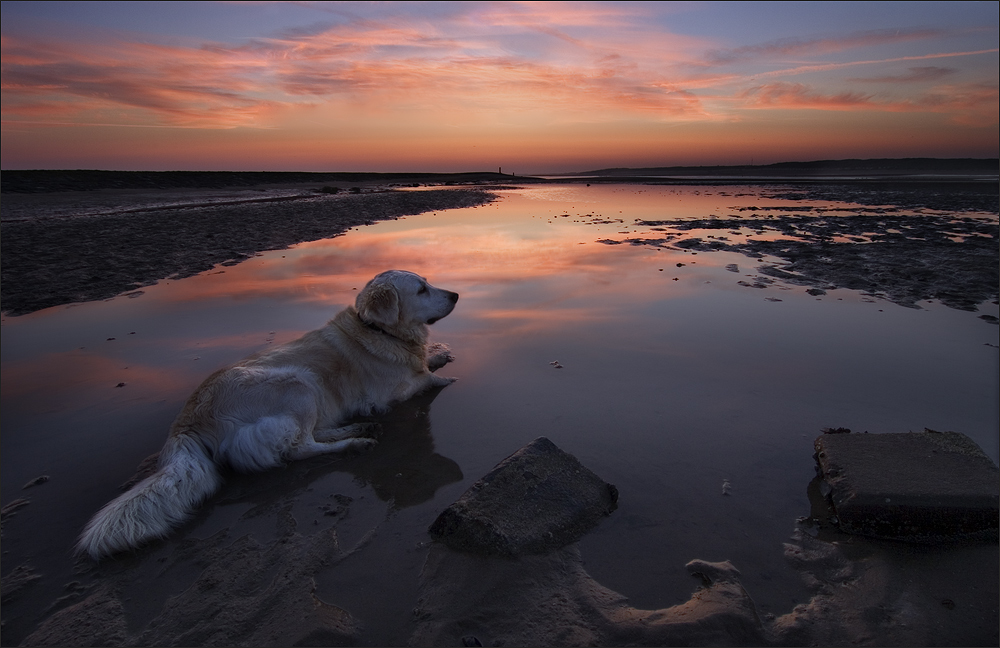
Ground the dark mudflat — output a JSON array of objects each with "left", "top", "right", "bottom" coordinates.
[
  {"left": 1, "top": 187, "right": 496, "bottom": 316},
  {"left": 603, "top": 183, "right": 999, "bottom": 312}
]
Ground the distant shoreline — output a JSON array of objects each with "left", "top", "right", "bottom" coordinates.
[
  {"left": 574, "top": 157, "right": 998, "bottom": 179},
  {"left": 2, "top": 158, "right": 997, "bottom": 194}
]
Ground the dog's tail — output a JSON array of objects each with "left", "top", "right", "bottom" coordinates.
[{"left": 77, "top": 434, "right": 221, "bottom": 560}]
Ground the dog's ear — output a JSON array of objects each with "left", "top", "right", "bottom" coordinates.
[{"left": 356, "top": 281, "right": 400, "bottom": 328}]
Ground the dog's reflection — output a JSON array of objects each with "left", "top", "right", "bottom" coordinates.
[{"left": 340, "top": 384, "right": 462, "bottom": 508}]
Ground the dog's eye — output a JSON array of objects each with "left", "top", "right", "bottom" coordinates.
[{"left": 418, "top": 286, "right": 428, "bottom": 295}]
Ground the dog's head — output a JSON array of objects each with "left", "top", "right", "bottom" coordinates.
[{"left": 356, "top": 270, "right": 458, "bottom": 333}]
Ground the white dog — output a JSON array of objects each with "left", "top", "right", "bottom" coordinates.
[{"left": 78, "top": 270, "right": 458, "bottom": 559}]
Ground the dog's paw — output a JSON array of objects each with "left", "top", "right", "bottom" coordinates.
[
  {"left": 426, "top": 342, "right": 455, "bottom": 372},
  {"left": 350, "top": 437, "right": 378, "bottom": 452},
  {"left": 429, "top": 374, "right": 458, "bottom": 387},
  {"left": 354, "top": 422, "right": 382, "bottom": 438}
]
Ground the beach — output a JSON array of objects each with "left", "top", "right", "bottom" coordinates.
[
  {"left": 4, "top": 1, "right": 998, "bottom": 643},
  {"left": 3, "top": 170, "right": 996, "bottom": 318},
  {"left": 1, "top": 174, "right": 997, "bottom": 647},
  {"left": 2, "top": 172, "right": 509, "bottom": 316}
]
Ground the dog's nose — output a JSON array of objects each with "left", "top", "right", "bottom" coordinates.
[{"left": 447, "top": 291, "right": 459, "bottom": 303}]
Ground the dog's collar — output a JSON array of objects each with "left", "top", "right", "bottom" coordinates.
[
  {"left": 360, "top": 317, "right": 403, "bottom": 341},
  {"left": 354, "top": 309, "right": 425, "bottom": 347}
]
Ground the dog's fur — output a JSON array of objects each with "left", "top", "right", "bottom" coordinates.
[{"left": 78, "top": 270, "right": 458, "bottom": 559}]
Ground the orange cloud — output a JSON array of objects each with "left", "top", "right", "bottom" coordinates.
[
  {"left": 1, "top": 35, "right": 275, "bottom": 127},
  {"left": 1, "top": 2, "right": 722, "bottom": 135},
  {"left": 1, "top": 3, "right": 996, "bottom": 169},
  {"left": 739, "top": 80, "right": 998, "bottom": 125},
  {"left": 740, "top": 82, "right": 875, "bottom": 110},
  {"left": 915, "top": 82, "right": 999, "bottom": 126}
]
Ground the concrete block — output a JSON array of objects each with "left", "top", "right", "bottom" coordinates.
[
  {"left": 429, "top": 437, "right": 618, "bottom": 555},
  {"left": 814, "top": 430, "right": 999, "bottom": 541}
]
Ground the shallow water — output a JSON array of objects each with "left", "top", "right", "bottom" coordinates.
[{"left": 2, "top": 184, "right": 997, "bottom": 644}]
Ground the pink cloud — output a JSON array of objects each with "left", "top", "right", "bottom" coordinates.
[
  {"left": 848, "top": 66, "right": 957, "bottom": 83},
  {"left": 471, "top": 1, "right": 647, "bottom": 30},
  {"left": 2, "top": 15, "right": 715, "bottom": 131},
  {"left": 740, "top": 82, "right": 874, "bottom": 109},
  {"left": 915, "top": 82, "right": 999, "bottom": 125},
  {"left": 2, "top": 3, "right": 995, "bottom": 169},
  {"left": 739, "top": 80, "right": 998, "bottom": 126},
  {"left": 704, "top": 28, "right": 948, "bottom": 66},
  {"left": 1, "top": 35, "right": 276, "bottom": 127}
]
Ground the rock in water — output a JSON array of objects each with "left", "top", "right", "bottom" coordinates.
[
  {"left": 429, "top": 437, "right": 618, "bottom": 555},
  {"left": 814, "top": 430, "right": 999, "bottom": 541}
]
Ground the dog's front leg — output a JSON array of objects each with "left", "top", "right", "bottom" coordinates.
[
  {"left": 287, "top": 436, "right": 376, "bottom": 460},
  {"left": 426, "top": 342, "right": 454, "bottom": 373}
]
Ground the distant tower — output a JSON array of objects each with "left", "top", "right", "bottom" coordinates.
[{"left": 499, "top": 167, "right": 502, "bottom": 174}]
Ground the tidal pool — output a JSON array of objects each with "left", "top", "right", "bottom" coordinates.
[{"left": 2, "top": 183, "right": 997, "bottom": 644}]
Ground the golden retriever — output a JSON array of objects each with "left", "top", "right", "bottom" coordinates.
[{"left": 78, "top": 270, "right": 458, "bottom": 559}]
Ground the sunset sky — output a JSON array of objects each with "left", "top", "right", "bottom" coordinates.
[{"left": 2, "top": 1, "right": 997, "bottom": 173}]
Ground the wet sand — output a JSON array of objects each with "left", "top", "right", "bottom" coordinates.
[
  {"left": 1, "top": 174, "right": 997, "bottom": 646},
  {"left": 609, "top": 190, "right": 999, "bottom": 313},
  {"left": 1, "top": 176, "right": 505, "bottom": 316},
  {"left": 4, "top": 172, "right": 996, "bottom": 318}
]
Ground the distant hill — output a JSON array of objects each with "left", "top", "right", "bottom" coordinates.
[
  {"left": 577, "top": 158, "right": 998, "bottom": 178},
  {"left": 4, "top": 161, "right": 996, "bottom": 194}
]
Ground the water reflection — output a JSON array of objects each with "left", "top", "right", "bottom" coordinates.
[
  {"left": 347, "top": 386, "right": 463, "bottom": 509},
  {"left": 154, "top": 192, "right": 716, "bottom": 345},
  {"left": 1, "top": 183, "right": 996, "bottom": 639}
]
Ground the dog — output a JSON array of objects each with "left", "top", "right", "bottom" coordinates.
[{"left": 77, "top": 270, "right": 458, "bottom": 559}]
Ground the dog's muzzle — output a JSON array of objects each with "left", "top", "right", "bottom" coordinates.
[{"left": 427, "top": 291, "right": 459, "bottom": 324}]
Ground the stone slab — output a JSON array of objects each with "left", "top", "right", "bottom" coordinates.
[
  {"left": 814, "top": 430, "right": 999, "bottom": 541},
  {"left": 428, "top": 437, "right": 618, "bottom": 555}
]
